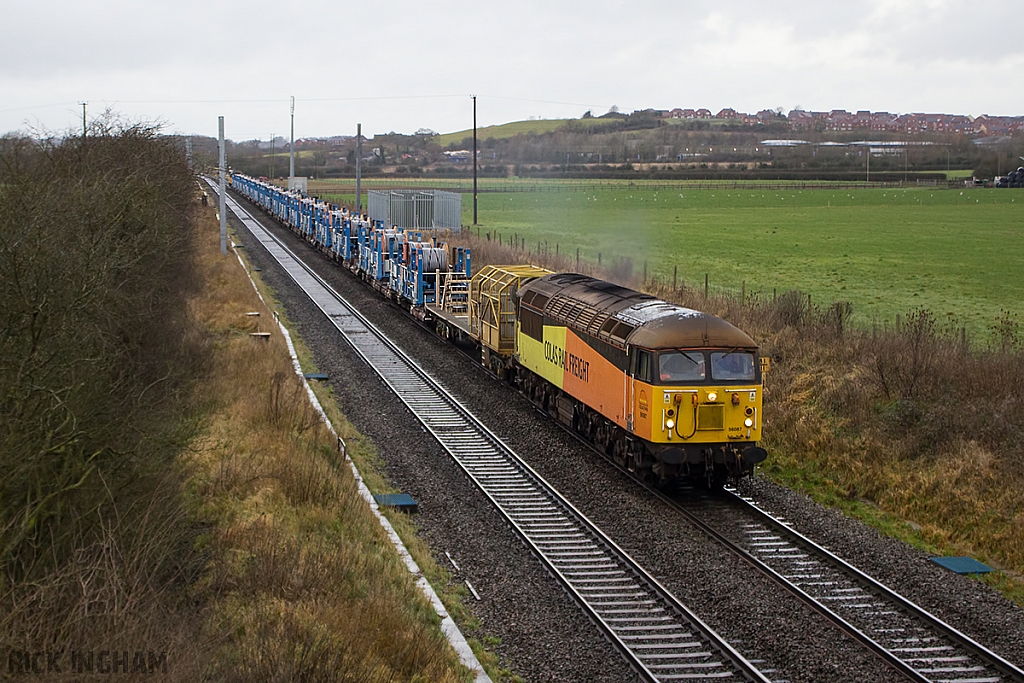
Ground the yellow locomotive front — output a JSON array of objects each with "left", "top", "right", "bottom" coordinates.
[{"left": 629, "top": 346, "right": 767, "bottom": 483}]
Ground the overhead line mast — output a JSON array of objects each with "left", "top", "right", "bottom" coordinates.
[
  {"left": 289, "top": 96, "right": 295, "bottom": 183},
  {"left": 472, "top": 95, "right": 477, "bottom": 226}
]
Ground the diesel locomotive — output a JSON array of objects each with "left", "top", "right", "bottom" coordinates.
[
  {"left": 515, "top": 272, "right": 767, "bottom": 485},
  {"left": 228, "top": 173, "right": 768, "bottom": 485}
]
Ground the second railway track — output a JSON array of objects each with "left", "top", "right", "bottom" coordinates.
[{"left": 673, "top": 488, "right": 1024, "bottom": 683}]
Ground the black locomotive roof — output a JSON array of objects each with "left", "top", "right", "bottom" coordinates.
[{"left": 518, "top": 272, "right": 757, "bottom": 350}]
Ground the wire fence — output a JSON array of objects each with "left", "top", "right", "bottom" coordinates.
[{"left": 308, "top": 178, "right": 954, "bottom": 194}]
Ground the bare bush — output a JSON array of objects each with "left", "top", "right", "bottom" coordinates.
[{"left": 1, "top": 119, "right": 205, "bottom": 646}]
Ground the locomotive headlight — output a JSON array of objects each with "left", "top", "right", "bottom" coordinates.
[
  {"left": 744, "top": 417, "right": 754, "bottom": 428},
  {"left": 707, "top": 391, "right": 718, "bottom": 403},
  {"left": 666, "top": 418, "right": 675, "bottom": 430}
]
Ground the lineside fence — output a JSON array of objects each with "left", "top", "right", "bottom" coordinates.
[{"left": 310, "top": 179, "right": 964, "bottom": 194}]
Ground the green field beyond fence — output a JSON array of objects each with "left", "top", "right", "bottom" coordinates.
[{"left": 320, "top": 183, "right": 1022, "bottom": 341}]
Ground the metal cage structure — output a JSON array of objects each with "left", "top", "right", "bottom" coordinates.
[
  {"left": 368, "top": 189, "right": 462, "bottom": 231},
  {"left": 469, "top": 265, "right": 553, "bottom": 356}
]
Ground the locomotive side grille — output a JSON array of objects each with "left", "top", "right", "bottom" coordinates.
[{"left": 697, "top": 404, "right": 724, "bottom": 431}]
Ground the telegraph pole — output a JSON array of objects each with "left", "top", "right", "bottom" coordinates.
[
  {"left": 79, "top": 102, "right": 87, "bottom": 138},
  {"left": 472, "top": 95, "right": 478, "bottom": 225},
  {"left": 219, "top": 116, "right": 226, "bottom": 255},
  {"left": 355, "top": 123, "right": 362, "bottom": 214},
  {"left": 289, "top": 96, "right": 295, "bottom": 185}
]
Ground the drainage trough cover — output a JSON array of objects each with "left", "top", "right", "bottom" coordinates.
[
  {"left": 374, "top": 493, "right": 418, "bottom": 514},
  {"left": 930, "top": 556, "right": 993, "bottom": 574}
]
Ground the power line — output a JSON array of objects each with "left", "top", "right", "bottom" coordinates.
[
  {"left": 0, "top": 101, "right": 80, "bottom": 114},
  {"left": 477, "top": 94, "right": 609, "bottom": 109}
]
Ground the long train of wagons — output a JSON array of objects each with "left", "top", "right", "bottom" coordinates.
[{"left": 229, "top": 173, "right": 769, "bottom": 486}]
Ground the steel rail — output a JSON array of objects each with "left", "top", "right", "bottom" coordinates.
[
  {"left": 212, "top": 181, "right": 770, "bottom": 683},
  {"left": 557, "top": 415, "right": 1024, "bottom": 683},
  {"left": 718, "top": 489, "right": 1024, "bottom": 683}
]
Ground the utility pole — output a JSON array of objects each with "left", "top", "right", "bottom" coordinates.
[
  {"left": 472, "top": 95, "right": 478, "bottom": 225},
  {"left": 866, "top": 145, "right": 870, "bottom": 183},
  {"left": 79, "top": 102, "right": 87, "bottom": 138},
  {"left": 289, "top": 96, "right": 295, "bottom": 184},
  {"left": 219, "top": 116, "right": 226, "bottom": 255},
  {"left": 356, "top": 123, "right": 362, "bottom": 214},
  {"left": 270, "top": 134, "right": 275, "bottom": 179}
]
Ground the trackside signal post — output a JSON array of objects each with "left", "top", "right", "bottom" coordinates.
[{"left": 219, "top": 116, "right": 226, "bottom": 255}]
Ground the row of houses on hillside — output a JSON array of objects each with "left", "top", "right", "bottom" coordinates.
[
  {"left": 664, "top": 107, "right": 785, "bottom": 125},
  {"left": 657, "top": 107, "right": 1023, "bottom": 136}
]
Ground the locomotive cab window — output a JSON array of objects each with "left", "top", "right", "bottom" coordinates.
[
  {"left": 658, "top": 351, "right": 705, "bottom": 382},
  {"left": 630, "top": 349, "right": 654, "bottom": 383},
  {"left": 710, "top": 351, "right": 756, "bottom": 381}
]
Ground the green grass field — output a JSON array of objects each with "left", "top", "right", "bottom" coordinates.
[{"left": 462, "top": 187, "right": 1023, "bottom": 340}]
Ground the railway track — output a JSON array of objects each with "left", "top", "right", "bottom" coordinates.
[
  {"left": 673, "top": 489, "right": 1024, "bottom": 683},
  {"left": 414, "top": 243, "right": 1024, "bottom": 683},
  {"left": 416, "top": 292, "right": 1024, "bottom": 681},
  {"left": 213, "top": 182, "right": 771, "bottom": 683},
  {"left": 567, "top": 423, "right": 1024, "bottom": 683}
]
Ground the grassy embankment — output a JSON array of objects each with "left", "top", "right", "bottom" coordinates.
[
  {"left": 453, "top": 228, "right": 1024, "bottom": 606},
  {"left": 199, "top": 208, "right": 523, "bottom": 682},
  {"left": 0, "top": 125, "right": 481, "bottom": 680},
  {"left": 185, "top": 207, "right": 470, "bottom": 681}
]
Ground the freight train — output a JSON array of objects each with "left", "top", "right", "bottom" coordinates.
[{"left": 229, "top": 173, "right": 768, "bottom": 486}]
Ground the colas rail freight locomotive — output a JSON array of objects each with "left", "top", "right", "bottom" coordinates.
[{"left": 229, "top": 173, "right": 769, "bottom": 487}]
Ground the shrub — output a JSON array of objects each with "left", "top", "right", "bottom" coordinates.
[{"left": 0, "top": 119, "right": 201, "bottom": 580}]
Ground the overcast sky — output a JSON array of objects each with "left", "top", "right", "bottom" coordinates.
[{"left": 3, "top": 0, "right": 1022, "bottom": 142}]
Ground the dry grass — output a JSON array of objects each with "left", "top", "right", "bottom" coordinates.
[
  {"left": 185, "top": 207, "right": 469, "bottom": 681},
  {"left": 450, "top": 232, "right": 1024, "bottom": 601}
]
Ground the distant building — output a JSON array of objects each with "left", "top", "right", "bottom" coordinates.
[
  {"left": 659, "top": 105, "right": 1015, "bottom": 136},
  {"left": 787, "top": 110, "right": 815, "bottom": 128}
]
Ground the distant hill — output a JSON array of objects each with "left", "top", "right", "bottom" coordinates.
[{"left": 437, "top": 117, "right": 615, "bottom": 147}]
